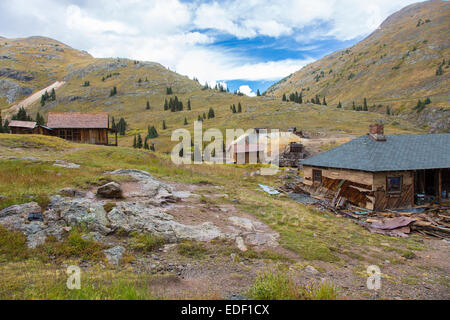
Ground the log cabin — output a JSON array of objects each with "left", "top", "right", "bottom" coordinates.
[
  {"left": 8, "top": 120, "right": 53, "bottom": 135},
  {"left": 301, "top": 124, "right": 450, "bottom": 211},
  {"left": 46, "top": 112, "right": 116, "bottom": 145}
]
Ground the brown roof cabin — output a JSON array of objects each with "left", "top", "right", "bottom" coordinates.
[
  {"left": 301, "top": 124, "right": 450, "bottom": 211},
  {"left": 46, "top": 112, "right": 117, "bottom": 146},
  {"left": 8, "top": 120, "right": 53, "bottom": 135}
]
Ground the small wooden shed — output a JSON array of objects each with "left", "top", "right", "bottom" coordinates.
[
  {"left": 46, "top": 112, "right": 116, "bottom": 145},
  {"left": 8, "top": 120, "right": 53, "bottom": 135}
]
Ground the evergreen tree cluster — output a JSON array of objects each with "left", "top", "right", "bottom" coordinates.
[
  {"left": 230, "top": 102, "right": 243, "bottom": 114},
  {"left": 40, "top": 89, "right": 56, "bottom": 106},
  {"left": 111, "top": 117, "right": 127, "bottom": 135},
  {"left": 207, "top": 108, "right": 215, "bottom": 119},
  {"left": 214, "top": 83, "right": 228, "bottom": 92},
  {"left": 164, "top": 96, "right": 187, "bottom": 112},
  {"left": 101, "top": 73, "right": 119, "bottom": 82},
  {"left": 110, "top": 86, "right": 117, "bottom": 96},
  {"left": 0, "top": 115, "right": 10, "bottom": 133},
  {"left": 82, "top": 81, "right": 90, "bottom": 87},
  {"left": 147, "top": 125, "right": 158, "bottom": 139},
  {"left": 413, "top": 98, "right": 431, "bottom": 113},
  {"left": 436, "top": 59, "right": 446, "bottom": 76},
  {"left": 166, "top": 87, "right": 173, "bottom": 95},
  {"left": 12, "top": 107, "right": 33, "bottom": 121}
]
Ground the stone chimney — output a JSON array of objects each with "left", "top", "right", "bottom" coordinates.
[{"left": 368, "top": 123, "right": 386, "bottom": 141}]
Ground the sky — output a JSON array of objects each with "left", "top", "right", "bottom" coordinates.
[{"left": 0, "top": 0, "right": 421, "bottom": 95}]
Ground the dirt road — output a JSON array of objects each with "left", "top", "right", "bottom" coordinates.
[{"left": 1, "top": 81, "right": 65, "bottom": 118}]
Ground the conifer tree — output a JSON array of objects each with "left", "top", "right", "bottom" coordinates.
[
  {"left": 164, "top": 99, "right": 168, "bottom": 111},
  {"left": 144, "top": 138, "right": 149, "bottom": 150},
  {"left": 198, "top": 115, "right": 202, "bottom": 122},
  {"left": 256, "top": 89, "right": 261, "bottom": 96},
  {"left": 203, "top": 112, "right": 206, "bottom": 119},
  {"left": 133, "top": 135, "right": 137, "bottom": 148},
  {"left": 36, "top": 112, "right": 44, "bottom": 125},
  {"left": 111, "top": 117, "right": 116, "bottom": 132},
  {"left": 232, "top": 104, "right": 237, "bottom": 113},
  {"left": 184, "top": 117, "right": 188, "bottom": 125},
  {"left": 282, "top": 93, "right": 287, "bottom": 101},
  {"left": 238, "top": 102, "right": 242, "bottom": 113},
  {"left": 162, "top": 120, "right": 166, "bottom": 130},
  {"left": 187, "top": 99, "right": 191, "bottom": 110},
  {"left": 208, "top": 108, "right": 215, "bottom": 119},
  {"left": 137, "top": 134, "right": 143, "bottom": 149},
  {"left": 0, "top": 115, "right": 3, "bottom": 133},
  {"left": 146, "top": 101, "right": 150, "bottom": 110},
  {"left": 337, "top": 101, "right": 342, "bottom": 109},
  {"left": 323, "top": 96, "right": 327, "bottom": 106},
  {"left": 316, "top": 95, "right": 321, "bottom": 105},
  {"left": 150, "top": 143, "right": 155, "bottom": 151},
  {"left": 363, "top": 98, "right": 368, "bottom": 110}
]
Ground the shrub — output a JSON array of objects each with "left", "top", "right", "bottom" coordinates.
[
  {"left": 0, "top": 226, "right": 29, "bottom": 261},
  {"left": 177, "top": 241, "right": 207, "bottom": 258},
  {"left": 129, "top": 233, "right": 164, "bottom": 253},
  {"left": 36, "top": 229, "right": 105, "bottom": 262},
  {"left": 248, "top": 271, "right": 338, "bottom": 300}
]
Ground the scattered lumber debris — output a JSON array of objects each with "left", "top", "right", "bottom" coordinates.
[{"left": 280, "top": 180, "right": 450, "bottom": 239}]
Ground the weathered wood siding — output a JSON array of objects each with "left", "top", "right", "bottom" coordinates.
[
  {"left": 373, "top": 171, "right": 414, "bottom": 211},
  {"left": 302, "top": 165, "right": 373, "bottom": 186},
  {"left": 54, "top": 128, "right": 108, "bottom": 144}
]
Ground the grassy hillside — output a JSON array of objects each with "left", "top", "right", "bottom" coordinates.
[
  {"left": 266, "top": 0, "right": 449, "bottom": 130},
  {"left": 0, "top": 36, "right": 422, "bottom": 152}
]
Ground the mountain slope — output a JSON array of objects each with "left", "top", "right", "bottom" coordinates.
[
  {"left": 266, "top": 0, "right": 449, "bottom": 115},
  {"left": 0, "top": 36, "right": 423, "bottom": 151}
]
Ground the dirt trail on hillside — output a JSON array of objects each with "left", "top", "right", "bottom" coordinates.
[{"left": 1, "top": 81, "right": 65, "bottom": 118}]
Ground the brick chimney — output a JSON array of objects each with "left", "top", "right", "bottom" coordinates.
[{"left": 368, "top": 123, "right": 386, "bottom": 141}]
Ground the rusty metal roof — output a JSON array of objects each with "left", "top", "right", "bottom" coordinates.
[
  {"left": 8, "top": 120, "right": 37, "bottom": 129},
  {"left": 47, "top": 112, "right": 108, "bottom": 129}
]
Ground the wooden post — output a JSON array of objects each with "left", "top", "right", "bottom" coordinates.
[
  {"left": 438, "top": 169, "right": 442, "bottom": 203},
  {"left": 115, "top": 131, "right": 118, "bottom": 147}
]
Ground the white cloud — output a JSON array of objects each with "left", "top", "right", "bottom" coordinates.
[
  {"left": 0, "top": 0, "right": 421, "bottom": 85},
  {"left": 238, "top": 85, "right": 256, "bottom": 97}
]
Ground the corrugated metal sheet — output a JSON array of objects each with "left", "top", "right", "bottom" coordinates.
[
  {"left": 302, "top": 134, "right": 450, "bottom": 172},
  {"left": 47, "top": 112, "right": 108, "bottom": 129}
]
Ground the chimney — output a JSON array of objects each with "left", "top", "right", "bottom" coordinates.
[{"left": 368, "top": 123, "right": 386, "bottom": 141}]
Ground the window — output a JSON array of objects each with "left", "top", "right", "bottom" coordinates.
[
  {"left": 313, "top": 169, "right": 322, "bottom": 183},
  {"left": 387, "top": 176, "right": 402, "bottom": 193}
]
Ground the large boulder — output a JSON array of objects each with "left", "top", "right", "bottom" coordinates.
[
  {"left": 96, "top": 182, "right": 123, "bottom": 199},
  {"left": 0, "top": 202, "right": 41, "bottom": 219},
  {"left": 0, "top": 202, "right": 65, "bottom": 248},
  {"left": 108, "top": 169, "right": 177, "bottom": 203}
]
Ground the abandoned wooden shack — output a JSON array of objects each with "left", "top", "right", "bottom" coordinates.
[
  {"left": 46, "top": 112, "right": 117, "bottom": 145},
  {"left": 301, "top": 124, "right": 450, "bottom": 211},
  {"left": 8, "top": 120, "right": 53, "bottom": 135},
  {"left": 228, "top": 129, "right": 305, "bottom": 166}
]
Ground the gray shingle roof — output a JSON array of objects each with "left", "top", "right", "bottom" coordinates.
[{"left": 301, "top": 134, "right": 450, "bottom": 172}]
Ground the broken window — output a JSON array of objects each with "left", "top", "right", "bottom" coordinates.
[
  {"left": 313, "top": 169, "right": 322, "bottom": 183},
  {"left": 387, "top": 176, "right": 402, "bottom": 193}
]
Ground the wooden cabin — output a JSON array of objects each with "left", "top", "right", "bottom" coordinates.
[
  {"left": 8, "top": 120, "right": 53, "bottom": 135},
  {"left": 46, "top": 112, "right": 116, "bottom": 145},
  {"left": 301, "top": 124, "right": 450, "bottom": 211}
]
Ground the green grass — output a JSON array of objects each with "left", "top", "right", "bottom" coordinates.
[
  {"left": 0, "top": 226, "right": 30, "bottom": 262},
  {"left": 247, "top": 270, "right": 338, "bottom": 300},
  {"left": 177, "top": 241, "right": 208, "bottom": 258},
  {"left": 36, "top": 229, "right": 105, "bottom": 263},
  {"left": 129, "top": 232, "right": 165, "bottom": 253}
]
